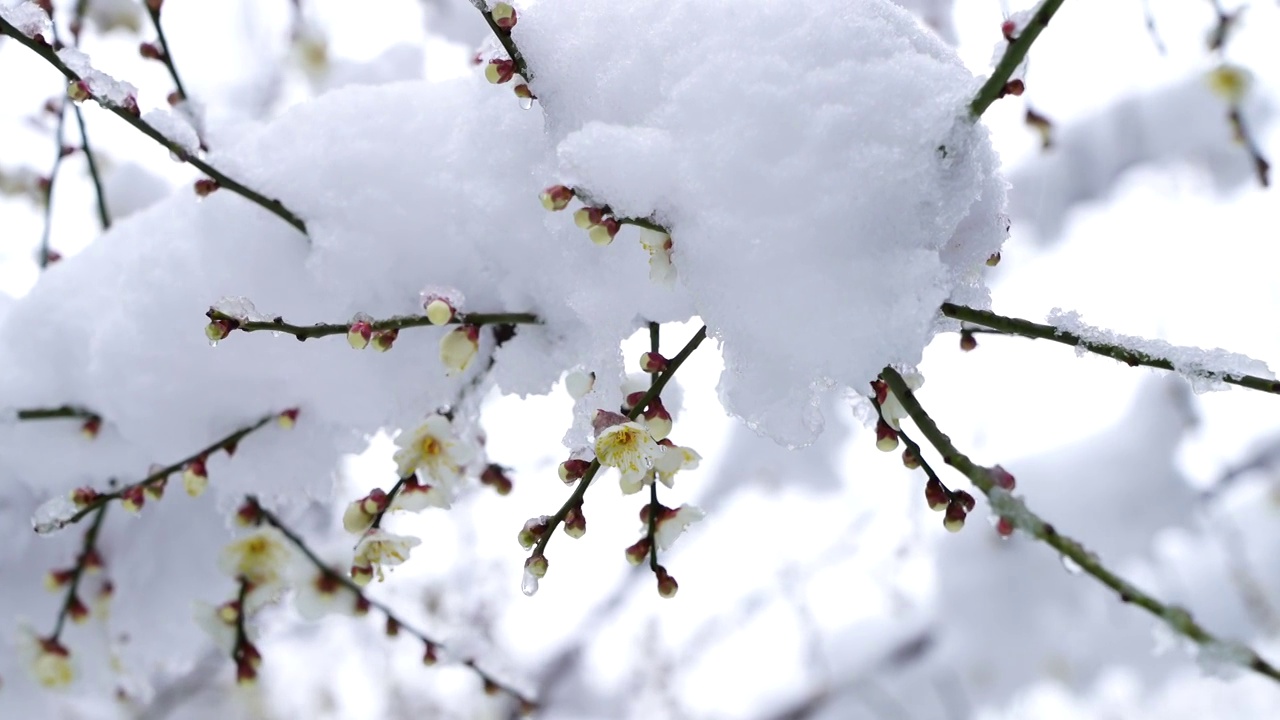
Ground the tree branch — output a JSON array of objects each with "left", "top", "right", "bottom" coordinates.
[
  {"left": 879, "top": 366, "right": 1280, "bottom": 684},
  {"left": 940, "top": 303, "right": 1280, "bottom": 396},
  {"left": 207, "top": 308, "right": 540, "bottom": 342},
  {"left": 970, "top": 0, "right": 1068, "bottom": 118},
  {"left": 0, "top": 15, "right": 308, "bottom": 236}
]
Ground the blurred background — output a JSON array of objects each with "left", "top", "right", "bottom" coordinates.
[{"left": 2, "top": 0, "right": 1279, "bottom": 717}]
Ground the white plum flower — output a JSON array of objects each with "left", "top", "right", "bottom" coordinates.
[
  {"left": 654, "top": 443, "right": 702, "bottom": 488},
  {"left": 392, "top": 414, "right": 474, "bottom": 482},
  {"left": 879, "top": 370, "right": 923, "bottom": 429},
  {"left": 639, "top": 229, "right": 676, "bottom": 285},
  {"left": 218, "top": 528, "right": 293, "bottom": 596},
  {"left": 439, "top": 325, "right": 480, "bottom": 375},
  {"left": 193, "top": 600, "right": 239, "bottom": 654},
  {"left": 595, "top": 420, "right": 664, "bottom": 490},
  {"left": 352, "top": 529, "right": 420, "bottom": 585},
  {"left": 654, "top": 504, "right": 705, "bottom": 551}
]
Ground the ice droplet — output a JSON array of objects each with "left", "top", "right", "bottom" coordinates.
[
  {"left": 520, "top": 570, "right": 540, "bottom": 597},
  {"left": 207, "top": 338, "right": 219, "bottom": 348},
  {"left": 32, "top": 495, "right": 77, "bottom": 534},
  {"left": 519, "top": 96, "right": 534, "bottom": 110},
  {"left": 1060, "top": 554, "right": 1082, "bottom": 575}
]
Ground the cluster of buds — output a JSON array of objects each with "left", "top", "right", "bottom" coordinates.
[
  {"left": 574, "top": 206, "right": 621, "bottom": 246},
  {"left": 479, "top": 463, "right": 513, "bottom": 495},
  {"left": 922, "top": 477, "right": 977, "bottom": 533},
  {"left": 345, "top": 313, "right": 396, "bottom": 351}
]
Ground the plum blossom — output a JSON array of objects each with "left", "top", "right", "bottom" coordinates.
[
  {"left": 352, "top": 529, "right": 420, "bottom": 586},
  {"left": 878, "top": 370, "right": 924, "bottom": 429},
  {"left": 392, "top": 414, "right": 475, "bottom": 482},
  {"left": 654, "top": 442, "right": 701, "bottom": 488},
  {"left": 218, "top": 528, "right": 293, "bottom": 597},
  {"left": 21, "top": 629, "right": 73, "bottom": 688},
  {"left": 595, "top": 418, "right": 664, "bottom": 491},
  {"left": 652, "top": 505, "right": 706, "bottom": 551}
]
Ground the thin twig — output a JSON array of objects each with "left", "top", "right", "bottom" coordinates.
[
  {"left": 143, "top": 1, "right": 189, "bottom": 102},
  {"left": 970, "top": 0, "right": 1069, "bottom": 118},
  {"left": 49, "top": 505, "right": 109, "bottom": 639},
  {"left": 532, "top": 325, "right": 708, "bottom": 559},
  {"left": 940, "top": 303, "right": 1280, "bottom": 396},
  {"left": 58, "top": 413, "right": 279, "bottom": 527},
  {"left": 38, "top": 100, "right": 69, "bottom": 267},
  {"left": 72, "top": 104, "right": 111, "bottom": 229},
  {"left": 207, "top": 309, "right": 539, "bottom": 342},
  {"left": 0, "top": 16, "right": 308, "bottom": 236},
  {"left": 879, "top": 366, "right": 1280, "bottom": 684},
  {"left": 15, "top": 404, "right": 99, "bottom": 421},
  {"left": 249, "top": 498, "right": 534, "bottom": 708}
]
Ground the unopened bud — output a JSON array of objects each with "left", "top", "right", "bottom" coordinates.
[
  {"left": 524, "top": 554, "right": 548, "bottom": 578},
  {"left": 144, "top": 476, "right": 167, "bottom": 501},
  {"left": 588, "top": 217, "right": 620, "bottom": 246},
  {"left": 485, "top": 58, "right": 515, "bottom": 84},
  {"left": 960, "top": 332, "right": 977, "bottom": 352},
  {"left": 182, "top": 458, "right": 208, "bottom": 497},
  {"left": 954, "top": 490, "right": 976, "bottom": 512},
  {"left": 347, "top": 318, "right": 373, "bottom": 349},
  {"left": 539, "top": 184, "right": 574, "bottom": 211},
  {"left": 422, "top": 641, "right": 439, "bottom": 665},
  {"left": 875, "top": 420, "right": 899, "bottom": 452},
  {"left": 518, "top": 516, "right": 548, "bottom": 550},
  {"left": 277, "top": 407, "right": 300, "bottom": 429},
  {"left": 491, "top": 2, "right": 517, "bottom": 29},
  {"left": 1001, "top": 78, "right": 1025, "bottom": 97},
  {"left": 68, "top": 595, "right": 90, "bottom": 623},
  {"left": 655, "top": 566, "right": 678, "bottom": 598},
  {"left": 986, "top": 252, "right": 1001, "bottom": 267},
  {"left": 439, "top": 325, "right": 480, "bottom": 374},
  {"left": 995, "top": 516, "right": 1015, "bottom": 537},
  {"left": 943, "top": 501, "right": 967, "bottom": 532},
  {"left": 640, "top": 352, "right": 668, "bottom": 373},
  {"left": 924, "top": 478, "right": 948, "bottom": 511},
  {"left": 139, "top": 42, "right": 163, "bottom": 60},
  {"left": 121, "top": 485, "right": 145, "bottom": 513},
  {"left": 564, "top": 506, "right": 586, "bottom": 538},
  {"left": 573, "top": 207, "right": 605, "bottom": 229},
  {"left": 235, "top": 500, "right": 260, "bottom": 527},
  {"left": 625, "top": 538, "right": 651, "bottom": 566},
  {"left": 558, "top": 459, "right": 591, "bottom": 484},
  {"left": 371, "top": 328, "right": 398, "bottom": 352},
  {"left": 67, "top": 80, "right": 91, "bottom": 103},
  {"left": 901, "top": 447, "right": 920, "bottom": 470},
  {"left": 385, "top": 617, "right": 401, "bottom": 637},
  {"left": 480, "top": 464, "right": 513, "bottom": 495},
  {"left": 80, "top": 416, "right": 102, "bottom": 440},
  {"left": 1001, "top": 19, "right": 1017, "bottom": 41},
  {"left": 991, "top": 465, "right": 1016, "bottom": 490},
  {"left": 71, "top": 486, "right": 100, "bottom": 508},
  {"left": 424, "top": 298, "right": 455, "bottom": 326},
  {"left": 204, "top": 319, "right": 233, "bottom": 342},
  {"left": 194, "top": 178, "right": 219, "bottom": 196}
]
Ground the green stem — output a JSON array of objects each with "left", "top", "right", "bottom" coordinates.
[
  {"left": 209, "top": 309, "right": 540, "bottom": 341},
  {"left": 49, "top": 505, "right": 109, "bottom": 639},
  {"left": 969, "top": 0, "right": 1069, "bottom": 118}
]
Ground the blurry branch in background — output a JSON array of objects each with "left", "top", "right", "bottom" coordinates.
[
  {"left": 45, "top": 504, "right": 109, "bottom": 642},
  {"left": 969, "top": 0, "right": 1069, "bottom": 118},
  {"left": 1202, "top": 1, "right": 1271, "bottom": 186},
  {"left": 142, "top": 0, "right": 189, "bottom": 105},
  {"left": 245, "top": 497, "right": 535, "bottom": 709},
  {"left": 1140, "top": 0, "right": 1167, "bottom": 54},
  {"left": 941, "top": 303, "right": 1280, "bottom": 396},
  {"left": 879, "top": 367, "right": 1280, "bottom": 685},
  {"left": 49, "top": 411, "right": 283, "bottom": 530},
  {"left": 37, "top": 0, "right": 111, "bottom": 266},
  {"left": 0, "top": 15, "right": 309, "bottom": 236},
  {"left": 13, "top": 404, "right": 102, "bottom": 441}
]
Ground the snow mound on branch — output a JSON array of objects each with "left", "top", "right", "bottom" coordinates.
[{"left": 517, "top": 0, "right": 1007, "bottom": 445}]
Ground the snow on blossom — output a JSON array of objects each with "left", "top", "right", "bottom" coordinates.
[
  {"left": 352, "top": 529, "right": 420, "bottom": 585},
  {"left": 653, "top": 504, "right": 705, "bottom": 551},
  {"left": 392, "top": 414, "right": 474, "bottom": 482}
]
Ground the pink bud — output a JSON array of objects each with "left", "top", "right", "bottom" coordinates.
[
  {"left": 194, "top": 178, "right": 219, "bottom": 196},
  {"left": 991, "top": 465, "right": 1016, "bottom": 490},
  {"left": 491, "top": 2, "right": 517, "bottom": 29},
  {"left": 640, "top": 352, "right": 668, "bottom": 373},
  {"left": 539, "top": 184, "right": 574, "bottom": 211},
  {"left": 485, "top": 58, "right": 515, "bottom": 84}
]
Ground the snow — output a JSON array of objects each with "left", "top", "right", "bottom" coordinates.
[
  {"left": 142, "top": 108, "right": 201, "bottom": 156},
  {"left": 1047, "top": 308, "right": 1274, "bottom": 392},
  {"left": 0, "top": 1, "right": 50, "bottom": 38},
  {"left": 56, "top": 47, "right": 139, "bottom": 110},
  {"left": 518, "top": 0, "right": 1007, "bottom": 446}
]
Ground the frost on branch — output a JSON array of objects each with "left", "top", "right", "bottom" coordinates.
[
  {"left": 1047, "top": 308, "right": 1274, "bottom": 393},
  {"left": 0, "top": 1, "right": 51, "bottom": 39}
]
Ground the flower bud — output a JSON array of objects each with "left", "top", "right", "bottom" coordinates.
[
  {"left": 524, "top": 554, "right": 548, "bottom": 579},
  {"left": 182, "top": 458, "right": 208, "bottom": 497},
  {"left": 518, "top": 516, "right": 548, "bottom": 550},
  {"left": 960, "top": 332, "right": 977, "bottom": 352},
  {"left": 139, "top": 42, "right": 163, "bottom": 60},
  {"left": 235, "top": 500, "right": 260, "bottom": 527},
  {"left": 194, "top": 178, "right": 219, "bottom": 196},
  {"left": 485, "top": 58, "right": 515, "bottom": 84},
  {"left": 121, "top": 485, "right": 145, "bottom": 513},
  {"left": 70, "top": 486, "right": 100, "bottom": 508},
  {"left": 991, "top": 465, "right": 1016, "bottom": 490},
  {"left": 986, "top": 252, "right": 1001, "bottom": 267},
  {"left": 45, "top": 568, "right": 74, "bottom": 592},
  {"left": 480, "top": 464, "right": 513, "bottom": 495},
  {"left": 144, "top": 476, "right": 167, "bottom": 501},
  {"left": 640, "top": 352, "right": 668, "bottom": 374},
  {"left": 943, "top": 500, "right": 967, "bottom": 532},
  {"left": 564, "top": 506, "right": 586, "bottom": 538},
  {"left": 901, "top": 447, "right": 920, "bottom": 470},
  {"left": 424, "top": 298, "right": 455, "bottom": 326},
  {"left": 68, "top": 595, "right": 90, "bottom": 623},
  {"left": 439, "top": 325, "right": 480, "bottom": 374},
  {"left": 67, "top": 80, "right": 91, "bottom": 103},
  {"left": 588, "top": 217, "right": 620, "bottom": 246},
  {"left": 80, "top": 416, "right": 101, "bottom": 440},
  {"left": 422, "top": 641, "right": 439, "bottom": 665},
  {"left": 924, "top": 478, "right": 948, "bottom": 511},
  {"left": 954, "top": 490, "right": 976, "bottom": 512},
  {"left": 539, "top": 184, "right": 574, "bottom": 211},
  {"left": 655, "top": 566, "right": 678, "bottom": 598},
  {"left": 371, "top": 328, "right": 398, "bottom": 352},
  {"left": 995, "top": 517, "right": 1015, "bottom": 537},
  {"left": 875, "top": 419, "right": 899, "bottom": 452},
  {"left": 573, "top": 207, "right": 605, "bottom": 229},
  {"left": 1001, "top": 19, "right": 1017, "bottom": 40},
  {"left": 385, "top": 617, "right": 401, "bottom": 637},
  {"left": 491, "top": 2, "right": 517, "bottom": 29},
  {"left": 558, "top": 458, "right": 591, "bottom": 484},
  {"left": 204, "top": 319, "right": 233, "bottom": 342},
  {"left": 625, "top": 538, "right": 651, "bottom": 566}
]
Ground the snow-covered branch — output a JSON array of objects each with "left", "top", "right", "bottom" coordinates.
[
  {"left": 879, "top": 367, "right": 1280, "bottom": 685},
  {"left": 0, "top": 10, "right": 307, "bottom": 235},
  {"left": 941, "top": 303, "right": 1278, "bottom": 395}
]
